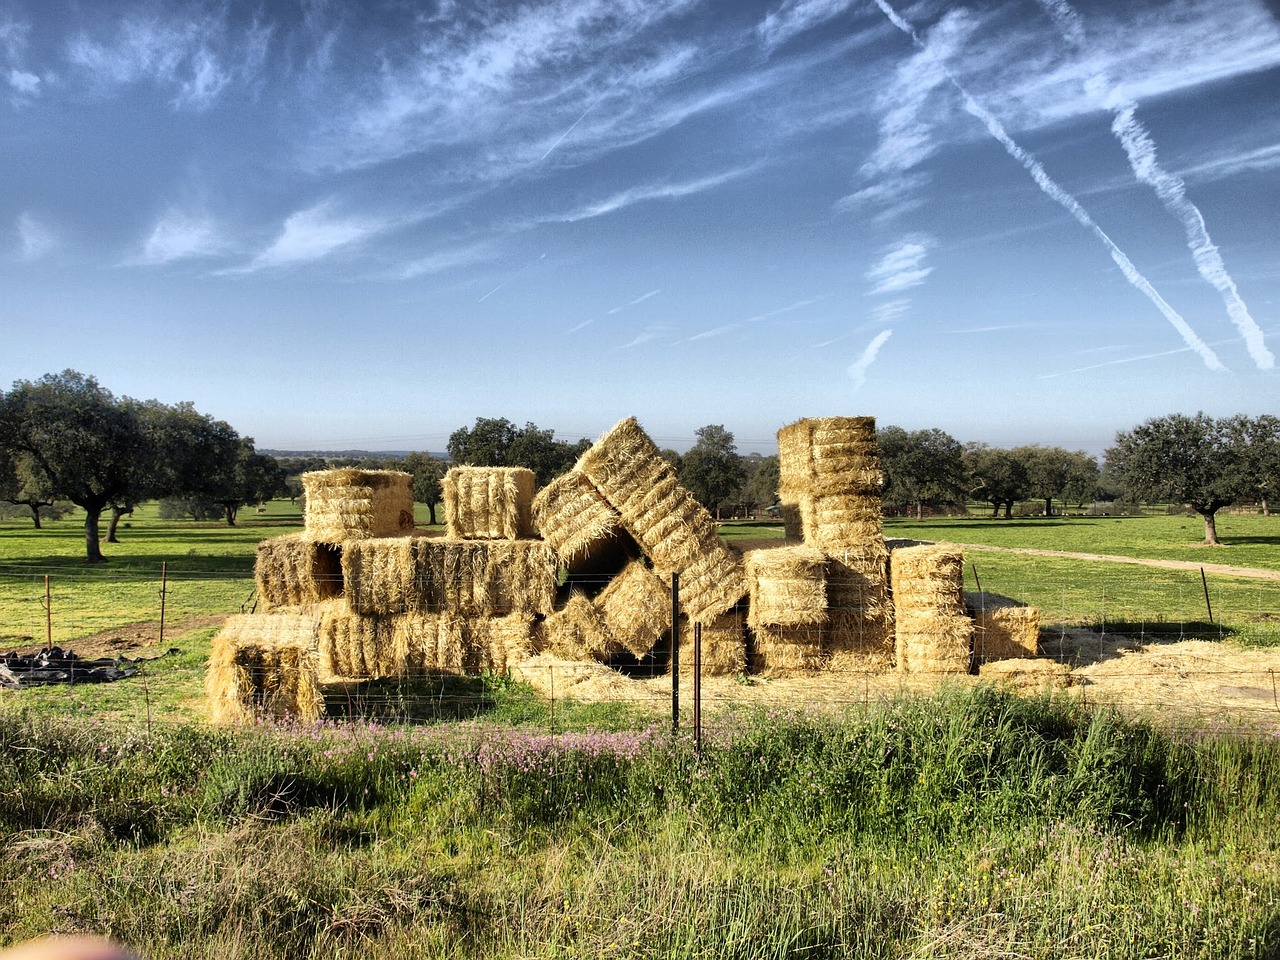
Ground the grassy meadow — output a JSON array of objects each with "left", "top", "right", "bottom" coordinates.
[{"left": 3, "top": 504, "right": 1280, "bottom": 957}]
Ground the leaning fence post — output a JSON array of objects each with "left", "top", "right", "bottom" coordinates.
[
  {"left": 44, "top": 574, "right": 52, "bottom": 653},
  {"left": 1200, "top": 567, "right": 1214, "bottom": 625},
  {"left": 693, "top": 621, "right": 702, "bottom": 753},
  {"left": 159, "top": 562, "right": 168, "bottom": 648}
]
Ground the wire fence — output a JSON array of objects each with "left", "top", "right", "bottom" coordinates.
[{"left": 2, "top": 563, "right": 1278, "bottom": 735}]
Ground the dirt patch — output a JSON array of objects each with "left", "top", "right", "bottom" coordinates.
[{"left": 3, "top": 615, "right": 228, "bottom": 661}]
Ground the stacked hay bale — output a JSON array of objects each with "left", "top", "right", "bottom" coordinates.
[
  {"left": 254, "top": 534, "right": 343, "bottom": 609},
  {"left": 777, "top": 417, "right": 893, "bottom": 668},
  {"left": 302, "top": 469, "right": 415, "bottom": 541},
  {"left": 443, "top": 467, "right": 536, "bottom": 540},
  {"left": 744, "top": 545, "right": 828, "bottom": 673},
  {"left": 890, "top": 543, "right": 973, "bottom": 676},
  {"left": 965, "top": 591, "right": 1041, "bottom": 664},
  {"left": 206, "top": 614, "right": 325, "bottom": 723}
]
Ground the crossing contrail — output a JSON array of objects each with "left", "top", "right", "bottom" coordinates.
[
  {"left": 869, "top": 0, "right": 1225, "bottom": 371},
  {"left": 1035, "top": 0, "right": 1273, "bottom": 369}
]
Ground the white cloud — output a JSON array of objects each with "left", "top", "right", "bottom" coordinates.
[
  {"left": 758, "top": 0, "right": 856, "bottom": 51},
  {"left": 128, "top": 210, "right": 227, "bottom": 266},
  {"left": 868, "top": 299, "right": 911, "bottom": 325},
  {"left": 865, "top": 237, "right": 933, "bottom": 295},
  {"left": 542, "top": 167, "right": 755, "bottom": 223},
  {"left": 1180, "top": 142, "right": 1280, "bottom": 183},
  {"left": 400, "top": 242, "right": 499, "bottom": 279},
  {"left": 8, "top": 67, "right": 38, "bottom": 95},
  {"left": 848, "top": 329, "right": 893, "bottom": 391},
  {"left": 608, "top": 289, "right": 663, "bottom": 314},
  {"left": 688, "top": 323, "right": 739, "bottom": 341},
  {"left": 235, "top": 202, "right": 389, "bottom": 272},
  {"left": 17, "top": 212, "right": 54, "bottom": 260}
]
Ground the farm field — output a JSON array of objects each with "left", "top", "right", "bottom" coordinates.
[{"left": 3, "top": 505, "right": 1280, "bottom": 957}]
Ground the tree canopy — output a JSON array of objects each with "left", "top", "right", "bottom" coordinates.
[
  {"left": 878, "top": 426, "right": 967, "bottom": 518},
  {"left": 678, "top": 424, "right": 747, "bottom": 517},
  {"left": 447, "top": 417, "right": 588, "bottom": 486}
]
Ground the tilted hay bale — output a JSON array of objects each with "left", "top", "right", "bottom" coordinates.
[
  {"left": 316, "top": 601, "right": 398, "bottom": 679},
  {"left": 596, "top": 560, "right": 671, "bottom": 658},
  {"left": 677, "top": 606, "right": 747, "bottom": 676},
  {"left": 254, "top": 535, "right": 343, "bottom": 609},
  {"left": 744, "top": 544, "right": 827, "bottom": 629},
  {"left": 575, "top": 417, "right": 745, "bottom": 622},
  {"left": 443, "top": 466, "right": 536, "bottom": 540},
  {"left": 206, "top": 614, "right": 324, "bottom": 723},
  {"left": 541, "top": 591, "right": 622, "bottom": 662},
  {"left": 532, "top": 470, "right": 622, "bottom": 560},
  {"left": 302, "top": 469, "right": 415, "bottom": 542},
  {"left": 417, "top": 539, "right": 557, "bottom": 616},
  {"left": 343, "top": 536, "right": 423, "bottom": 615},
  {"left": 751, "top": 622, "right": 826, "bottom": 675},
  {"left": 512, "top": 653, "right": 646, "bottom": 703},
  {"left": 469, "top": 614, "right": 538, "bottom": 674},
  {"left": 965, "top": 591, "right": 1041, "bottom": 663},
  {"left": 891, "top": 543, "right": 972, "bottom": 675}
]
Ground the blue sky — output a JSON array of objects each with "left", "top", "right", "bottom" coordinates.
[{"left": 3, "top": 0, "right": 1278, "bottom": 457}]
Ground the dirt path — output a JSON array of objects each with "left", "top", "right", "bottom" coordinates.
[{"left": 951, "top": 544, "right": 1280, "bottom": 581}]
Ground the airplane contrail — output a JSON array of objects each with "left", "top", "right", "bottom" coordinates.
[
  {"left": 539, "top": 80, "right": 620, "bottom": 162},
  {"left": 870, "top": 0, "right": 1226, "bottom": 372},
  {"left": 849, "top": 329, "right": 894, "bottom": 391},
  {"left": 1033, "top": 0, "right": 1273, "bottom": 370}
]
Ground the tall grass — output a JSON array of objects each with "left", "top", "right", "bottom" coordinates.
[{"left": 3, "top": 686, "right": 1277, "bottom": 958}]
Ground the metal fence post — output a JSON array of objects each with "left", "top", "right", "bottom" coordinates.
[{"left": 671, "top": 572, "right": 679, "bottom": 732}]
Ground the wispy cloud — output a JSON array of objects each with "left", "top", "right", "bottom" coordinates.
[
  {"left": 608, "top": 289, "right": 663, "bottom": 314},
  {"left": 849, "top": 329, "right": 893, "bottom": 391},
  {"left": 541, "top": 167, "right": 755, "bottom": 224},
  {"left": 1180, "top": 142, "right": 1280, "bottom": 183},
  {"left": 865, "top": 236, "right": 933, "bottom": 295},
  {"left": 833, "top": 173, "right": 928, "bottom": 221},
  {"left": 620, "top": 321, "right": 672, "bottom": 349},
  {"left": 400, "top": 242, "right": 499, "bottom": 279},
  {"left": 744, "top": 297, "right": 822, "bottom": 323},
  {"left": 1037, "top": 341, "right": 1227, "bottom": 379},
  {"left": 229, "top": 202, "right": 389, "bottom": 273},
  {"left": 65, "top": 11, "right": 269, "bottom": 109},
  {"left": 868, "top": 299, "right": 912, "bottom": 325},
  {"left": 758, "top": 0, "right": 856, "bottom": 51},
  {"left": 16, "top": 212, "right": 54, "bottom": 260},
  {"left": 126, "top": 209, "right": 227, "bottom": 266},
  {"left": 688, "top": 323, "right": 739, "bottom": 341}
]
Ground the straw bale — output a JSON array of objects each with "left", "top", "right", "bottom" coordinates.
[
  {"left": 343, "top": 536, "right": 423, "bottom": 615},
  {"left": 744, "top": 545, "right": 827, "bottom": 629},
  {"left": 302, "top": 469, "right": 415, "bottom": 542},
  {"left": 254, "top": 535, "right": 343, "bottom": 609},
  {"left": 752, "top": 622, "right": 826, "bottom": 675},
  {"left": 206, "top": 616, "right": 324, "bottom": 723},
  {"left": 512, "top": 653, "right": 649, "bottom": 703},
  {"left": 443, "top": 466, "right": 536, "bottom": 540},
  {"left": 541, "top": 591, "right": 622, "bottom": 662},
  {"left": 469, "top": 614, "right": 538, "bottom": 674},
  {"left": 895, "top": 612, "right": 973, "bottom": 676},
  {"left": 978, "top": 657, "right": 1071, "bottom": 690},
  {"left": 825, "top": 550, "right": 893, "bottom": 667},
  {"left": 890, "top": 543, "right": 967, "bottom": 615},
  {"left": 594, "top": 560, "right": 671, "bottom": 658},
  {"left": 677, "top": 607, "right": 747, "bottom": 676},
  {"left": 532, "top": 470, "right": 622, "bottom": 559},
  {"left": 316, "top": 601, "right": 398, "bottom": 679},
  {"left": 780, "top": 503, "right": 804, "bottom": 541},
  {"left": 575, "top": 417, "right": 746, "bottom": 622},
  {"left": 417, "top": 539, "right": 557, "bottom": 616},
  {"left": 965, "top": 591, "right": 1041, "bottom": 663},
  {"left": 808, "top": 496, "right": 884, "bottom": 550},
  {"left": 392, "top": 614, "right": 467, "bottom": 675}
]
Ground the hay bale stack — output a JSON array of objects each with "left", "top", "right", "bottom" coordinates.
[
  {"left": 317, "top": 601, "right": 399, "bottom": 679},
  {"left": 392, "top": 613, "right": 536, "bottom": 675},
  {"left": 575, "top": 417, "right": 745, "bottom": 623},
  {"left": 532, "top": 469, "right": 622, "bottom": 560},
  {"left": 541, "top": 591, "right": 622, "bottom": 662},
  {"left": 678, "top": 607, "right": 747, "bottom": 676},
  {"left": 206, "top": 615, "right": 324, "bottom": 723},
  {"left": 744, "top": 545, "right": 827, "bottom": 630},
  {"left": 891, "top": 543, "right": 972, "bottom": 676},
  {"left": 978, "top": 657, "right": 1070, "bottom": 690},
  {"left": 443, "top": 466, "right": 536, "bottom": 540},
  {"left": 965, "top": 592, "right": 1040, "bottom": 663},
  {"left": 342, "top": 536, "right": 423, "bottom": 615},
  {"left": 254, "top": 535, "right": 343, "bottom": 609},
  {"left": 468, "top": 614, "right": 538, "bottom": 673},
  {"left": 303, "top": 469, "right": 415, "bottom": 542},
  {"left": 776, "top": 417, "right": 883, "bottom": 552},
  {"left": 596, "top": 560, "right": 671, "bottom": 658},
  {"left": 418, "top": 539, "right": 557, "bottom": 617}
]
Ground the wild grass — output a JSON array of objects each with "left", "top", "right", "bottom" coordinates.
[{"left": 2, "top": 687, "right": 1277, "bottom": 958}]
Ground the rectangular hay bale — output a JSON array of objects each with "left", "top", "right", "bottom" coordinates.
[
  {"left": 443, "top": 466, "right": 536, "bottom": 540},
  {"left": 303, "top": 469, "right": 415, "bottom": 542},
  {"left": 965, "top": 591, "right": 1041, "bottom": 663},
  {"left": 596, "top": 560, "right": 671, "bottom": 658},
  {"left": 206, "top": 614, "right": 324, "bottom": 723},
  {"left": 744, "top": 544, "right": 827, "bottom": 629},
  {"left": 254, "top": 534, "right": 343, "bottom": 609}
]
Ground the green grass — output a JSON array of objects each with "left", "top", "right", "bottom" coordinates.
[
  {"left": 885, "top": 512, "right": 1280, "bottom": 571},
  {"left": 2, "top": 688, "right": 1278, "bottom": 958}
]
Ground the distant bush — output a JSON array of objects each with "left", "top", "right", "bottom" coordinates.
[{"left": 158, "top": 497, "right": 225, "bottom": 521}]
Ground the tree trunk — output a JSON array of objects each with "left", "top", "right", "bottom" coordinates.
[
  {"left": 428, "top": 503, "right": 438, "bottom": 525},
  {"left": 1199, "top": 509, "right": 1221, "bottom": 546},
  {"left": 84, "top": 506, "right": 106, "bottom": 563},
  {"left": 990, "top": 503, "right": 1000, "bottom": 518},
  {"left": 915, "top": 501, "right": 923, "bottom": 520},
  {"left": 1003, "top": 501, "right": 1014, "bottom": 520},
  {"left": 28, "top": 505, "right": 42, "bottom": 529},
  {"left": 1262, "top": 497, "right": 1271, "bottom": 517},
  {"left": 106, "top": 504, "right": 132, "bottom": 543},
  {"left": 224, "top": 503, "right": 238, "bottom": 527},
  {"left": 1044, "top": 497, "right": 1053, "bottom": 517}
]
